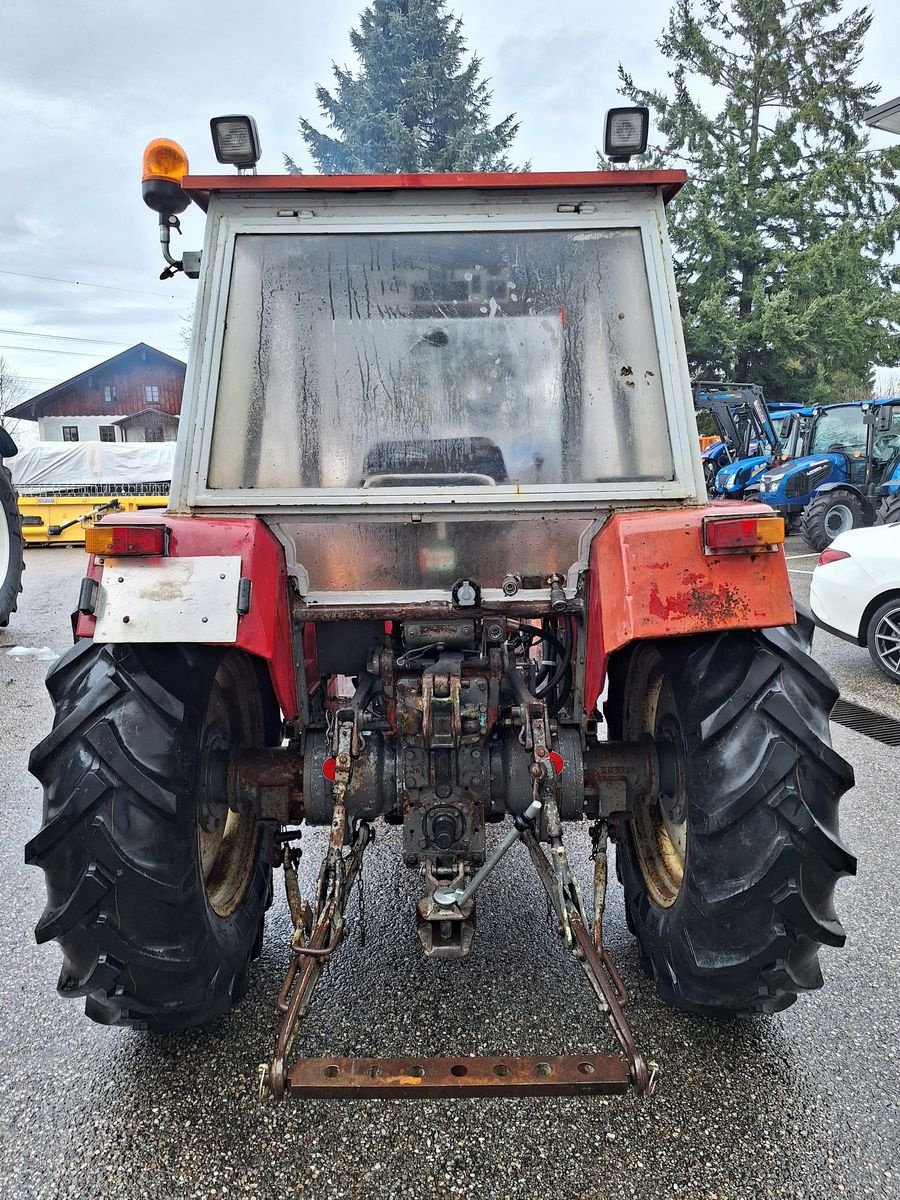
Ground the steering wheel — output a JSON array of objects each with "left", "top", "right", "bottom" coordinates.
[{"left": 826, "top": 443, "right": 848, "bottom": 453}]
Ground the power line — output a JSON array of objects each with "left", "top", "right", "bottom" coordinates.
[
  {"left": 0, "top": 326, "right": 169, "bottom": 348},
  {"left": 0, "top": 343, "right": 132, "bottom": 358},
  {"left": 0, "top": 267, "right": 184, "bottom": 301},
  {"left": 0, "top": 327, "right": 181, "bottom": 354}
]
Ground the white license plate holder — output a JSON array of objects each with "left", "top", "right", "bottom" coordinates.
[{"left": 93, "top": 556, "right": 243, "bottom": 643}]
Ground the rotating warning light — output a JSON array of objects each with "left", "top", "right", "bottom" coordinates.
[
  {"left": 141, "top": 137, "right": 190, "bottom": 215},
  {"left": 604, "top": 107, "right": 650, "bottom": 162},
  {"left": 210, "top": 115, "right": 261, "bottom": 169}
]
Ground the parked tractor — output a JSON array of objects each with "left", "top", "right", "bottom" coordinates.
[
  {"left": 693, "top": 381, "right": 783, "bottom": 492},
  {"left": 712, "top": 404, "right": 814, "bottom": 499},
  {"left": 0, "top": 427, "right": 24, "bottom": 626},
  {"left": 758, "top": 398, "right": 900, "bottom": 550},
  {"left": 26, "top": 112, "right": 855, "bottom": 1102}
]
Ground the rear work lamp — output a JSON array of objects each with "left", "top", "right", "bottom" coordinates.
[
  {"left": 86, "top": 525, "right": 167, "bottom": 557},
  {"left": 141, "top": 138, "right": 190, "bottom": 215},
  {"left": 210, "top": 115, "right": 261, "bottom": 170},
  {"left": 604, "top": 106, "right": 650, "bottom": 162},
  {"left": 703, "top": 515, "right": 785, "bottom": 555}
]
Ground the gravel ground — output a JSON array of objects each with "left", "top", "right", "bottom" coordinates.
[{"left": 0, "top": 542, "right": 897, "bottom": 1200}]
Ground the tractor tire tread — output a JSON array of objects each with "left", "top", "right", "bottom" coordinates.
[
  {"left": 27, "top": 641, "right": 270, "bottom": 1031},
  {"left": 799, "top": 490, "right": 865, "bottom": 553},
  {"left": 617, "top": 623, "right": 855, "bottom": 1016}
]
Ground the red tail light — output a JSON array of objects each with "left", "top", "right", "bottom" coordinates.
[
  {"left": 818, "top": 548, "right": 850, "bottom": 566},
  {"left": 85, "top": 525, "right": 167, "bottom": 557},
  {"left": 703, "top": 515, "right": 784, "bottom": 554}
]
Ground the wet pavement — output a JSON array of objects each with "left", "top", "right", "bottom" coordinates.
[{"left": 0, "top": 541, "right": 897, "bottom": 1200}]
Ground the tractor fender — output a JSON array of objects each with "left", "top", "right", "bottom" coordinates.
[
  {"left": 584, "top": 504, "right": 796, "bottom": 710},
  {"left": 0, "top": 427, "right": 18, "bottom": 459},
  {"left": 74, "top": 513, "right": 299, "bottom": 719},
  {"left": 810, "top": 482, "right": 876, "bottom": 523}
]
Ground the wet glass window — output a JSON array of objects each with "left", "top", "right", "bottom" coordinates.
[
  {"left": 810, "top": 407, "right": 868, "bottom": 454},
  {"left": 208, "top": 229, "right": 673, "bottom": 492}
]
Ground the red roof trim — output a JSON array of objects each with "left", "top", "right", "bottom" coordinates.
[{"left": 182, "top": 169, "right": 687, "bottom": 210}]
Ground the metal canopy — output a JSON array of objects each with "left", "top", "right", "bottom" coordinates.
[{"left": 181, "top": 169, "right": 688, "bottom": 211}]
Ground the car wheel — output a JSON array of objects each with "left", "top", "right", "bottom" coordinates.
[{"left": 866, "top": 598, "right": 900, "bottom": 683}]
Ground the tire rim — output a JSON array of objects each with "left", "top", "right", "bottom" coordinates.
[
  {"left": 824, "top": 503, "right": 854, "bottom": 539},
  {"left": 0, "top": 501, "right": 10, "bottom": 591},
  {"left": 874, "top": 606, "right": 900, "bottom": 679},
  {"left": 197, "top": 656, "right": 263, "bottom": 918},
  {"left": 627, "top": 651, "right": 687, "bottom": 909}
]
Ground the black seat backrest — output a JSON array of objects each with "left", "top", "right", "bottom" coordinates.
[{"left": 361, "top": 437, "right": 509, "bottom": 483}]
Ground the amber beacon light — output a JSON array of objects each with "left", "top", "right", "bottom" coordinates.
[{"left": 141, "top": 137, "right": 190, "bottom": 216}]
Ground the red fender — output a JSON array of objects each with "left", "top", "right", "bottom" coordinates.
[
  {"left": 76, "top": 514, "right": 299, "bottom": 720},
  {"left": 584, "top": 504, "right": 796, "bottom": 712}
]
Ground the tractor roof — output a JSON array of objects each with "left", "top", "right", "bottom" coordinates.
[{"left": 181, "top": 169, "right": 687, "bottom": 212}]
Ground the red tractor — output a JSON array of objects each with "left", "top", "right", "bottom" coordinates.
[{"left": 27, "top": 112, "right": 854, "bottom": 1102}]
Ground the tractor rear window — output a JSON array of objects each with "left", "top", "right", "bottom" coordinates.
[{"left": 207, "top": 229, "right": 674, "bottom": 493}]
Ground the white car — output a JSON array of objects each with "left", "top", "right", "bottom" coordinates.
[{"left": 810, "top": 520, "right": 900, "bottom": 683}]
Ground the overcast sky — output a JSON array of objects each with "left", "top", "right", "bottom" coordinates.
[{"left": 2, "top": 0, "right": 898, "bottom": 440}]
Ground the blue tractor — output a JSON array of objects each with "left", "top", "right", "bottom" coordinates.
[
  {"left": 756, "top": 398, "right": 900, "bottom": 549},
  {"left": 713, "top": 404, "right": 814, "bottom": 499},
  {"left": 693, "top": 381, "right": 789, "bottom": 493}
]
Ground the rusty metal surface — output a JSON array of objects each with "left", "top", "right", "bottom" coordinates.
[
  {"left": 261, "top": 699, "right": 656, "bottom": 1104},
  {"left": 524, "top": 826, "right": 651, "bottom": 1094},
  {"left": 284, "top": 1053, "right": 631, "bottom": 1099},
  {"left": 293, "top": 596, "right": 580, "bottom": 622},
  {"left": 228, "top": 747, "right": 304, "bottom": 822}
]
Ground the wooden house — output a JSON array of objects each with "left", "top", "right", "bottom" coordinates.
[{"left": 8, "top": 343, "right": 185, "bottom": 443}]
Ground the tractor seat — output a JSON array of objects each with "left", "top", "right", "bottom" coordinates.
[{"left": 360, "top": 437, "right": 509, "bottom": 486}]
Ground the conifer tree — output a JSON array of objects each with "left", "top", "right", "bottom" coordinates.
[
  {"left": 287, "top": 0, "right": 523, "bottom": 174},
  {"left": 610, "top": 0, "right": 900, "bottom": 402}
]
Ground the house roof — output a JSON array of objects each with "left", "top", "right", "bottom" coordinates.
[
  {"left": 7, "top": 342, "right": 186, "bottom": 420},
  {"left": 111, "top": 408, "right": 180, "bottom": 426},
  {"left": 864, "top": 96, "right": 900, "bottom": 134}
]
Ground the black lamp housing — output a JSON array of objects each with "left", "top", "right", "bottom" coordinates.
[
  {"left": 603, "top": 106, "right": 650, "bottom": 163},
  {"left": 210, "top": 115, "right": 262, "bottom": 169},
  {"left": 141, "top": 177, "right": 190, "bottom": 217}
]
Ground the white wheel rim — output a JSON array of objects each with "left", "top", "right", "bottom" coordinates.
[
  {"left": 824, "top": 503, "right": 854, "bottom": 538},
  {"left": 0, "top": 502, "right": 10, "bottom": 589}
]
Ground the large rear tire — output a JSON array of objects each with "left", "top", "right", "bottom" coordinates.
[
  {"left": 26, "top": 642, "right": 279, "bottom": 1030},
  {"left": 612, "top": 615, "right": 855, "bottom": 1015},
  {"left": 0, "top": 462, "right": 24, "bottom": 627},
  {"left": 800, "top": 490, "right": 866, "bottom": 552},
  {"left": 876, "top": 494, "right": 900, "bottom": 526}
]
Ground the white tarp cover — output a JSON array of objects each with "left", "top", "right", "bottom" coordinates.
[{"left": 10, "top": 442, "right": 177, "bottom": 491}]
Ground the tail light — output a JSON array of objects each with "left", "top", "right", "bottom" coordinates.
[
  {"left": 703, "top": 515, "right": 785, "bottom": 554},
  {"left": 85, "top": 525, "right": 167, "bottom": 557},
  {"left": 818, "top": 548, "right": 851, "bottom": 566}
]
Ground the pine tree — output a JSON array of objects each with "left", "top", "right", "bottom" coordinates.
[
  {"left": 609, "top": 0, "right": 900, "bottom": 403},
  {"left": 287, "top": 0, "right": 524, "bottom": 175}
]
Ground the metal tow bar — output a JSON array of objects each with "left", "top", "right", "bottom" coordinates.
[
  {"left": 260, "top": 712, "right": 371, "bottom": 1102},
  {"left": 260, "top": 704, "right": 656, "bottom": 1102}
]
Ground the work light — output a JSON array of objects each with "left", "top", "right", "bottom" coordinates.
[
  {"left": 210, "top": 115, "right": 261, "bottom": 169},
  {"left": 604, "top": 107, "right": 649, "bottom": 162}
]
